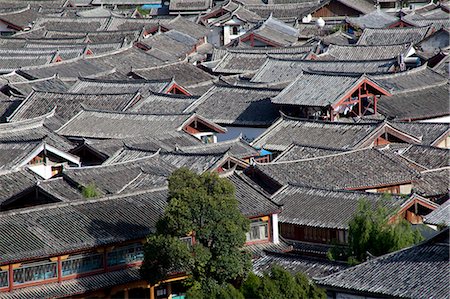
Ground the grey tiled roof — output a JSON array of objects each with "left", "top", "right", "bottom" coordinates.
[
  {"left": 271, "top": 72, "right": 371, "bottom": 107},
  {"left": 424, "top": 200, "right": 449, "bottom": 226},
  {"left": 274, "top": 144, "right": 345, "bottom": 162},
  {"left": 398, "top": 145, "right": 450, "bottom": 170},
  {"left": 323, "top": 43, "right": 412, "bottom": 61},
  {"left": 357, "top": 26, "right": 433, "bottom": 46},
  {"left": 389, "top": 121, "right": 449, "bottom": 146},
  {"left": 245, "top": 15, "right": 299, "bottom": 46},
  {"left": 346, "top": 9, "right": 399, "bottom": 29},
  {"left": 64, "top": 155, "right": 175, "bottom": 195},
  {"left": 169, "top": 0, "right": 212, "bottom": 11},
  {"left": 272, "top": 185, "right": 405, "bottom": 229},
  {"left": 226, "top": 172, "right": 280, "bottom": 217},
  {"left": 0, "top": 6, "right": 38, "bottom": 29},
  {"left": 246, "top": 3, "right": 317, "bottom": 21},
  {"left": 131, "top": 62, "right": 215, "bottom": 88},
  {"left": 316, "top": 229, "right": 449, "bottom": 299},
  {"left": 413, "top": 168, "right": 450, "bottom": 197},
  {"left": 0, "top": 54, "right": 53, "bottom": 73},
  {"left": 371, "top": 65, "right": 447, "bottom": 94},
  {"left": 185, "top": 83, "right": 281, "bottom": 126},
  {"left": 212, "top": 51, "right": 307, "bottom": 74},
  {"left": 8, "top": 90, "right": 139, "bottom": 123},
  {"left": 68, "top": 77, "right": 172, "bottom": 97},
  {"left": 0, "top": 188, "right": 167, "bottom": 265},
  {"left": 129, "top": 92, "right": 197, "bottom": 114},
  {"left": 252, "top": 116, "right": 383, "bottom": 151},
  {"left": 56, "top": 110, "right": 195, "bottom": 139},
  {"left": 253, "top": 252, "right": 348, "bottom": 278},
  {"left": 251, "top": 57, "right": 395, "bottom": 83},
  {"left": 378, "top": 82, "right": 449, "bottom": 121},
  {"left": 0, "top": 169, "right": 37, "bottom": 205},
  {"left": 34, "top": 16, "right": 110, "bottom": 32},
  {"left": 254, "top": 148, "right": 419, "bottom": 190}
]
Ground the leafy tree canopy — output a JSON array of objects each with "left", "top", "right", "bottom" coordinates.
[
  {"left": 140, "top": 168, "right": 251, "bottom": 294},
  {"left": 329, "top": 197, "right": 423, "bottom": 264}
]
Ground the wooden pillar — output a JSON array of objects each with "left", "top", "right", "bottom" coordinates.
[
  {"left": 57, "top": 256, "right": 62, "bottom": 283},
  {"left": 8, "top": 264, "right": 13, "bottom": 291},
  {"left": 124, "top": 289, "right": 129, "bottom": 299},
  {"left": 150, "top": 285, "right": 155, "bottom": 299},
  {"left": 358, "top": 86, "right": 362, "bottom": 116}
]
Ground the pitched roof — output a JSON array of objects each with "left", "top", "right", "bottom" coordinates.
[
  {"left": 272, "top": 185, "right": 406, "bottom": 229},
  {"left": 0, "top": 114, "right": 74, "bottom": 151},
  {"left": 68, "top": 77, "right": 172, "bottom": 97},
  {"left": 64, "top": 155, "right": 175, "bottom": 195},
  {"left": 425, "top": 200, "right": 450, "bottom": 226},
  {"left": 129, "top": 92, "right": 197, "bottom": 114},
  {"left": 252, "top": 116, "right": 384, "bottom": 151},
  {"left": 413, "top": 168, "right": 450, "bottom": 197},
  {"left": 245, "top": 3, "right": 317, "bottom": 21},
  {"left": 371, "top": 65, "right": 447, "bottom": 94},
  {"left": 226, "top": 172, "right": 280, "bottom": 217},
  {"left": 185, "top": 83, "right": 281, "bottom": 126},
  {"left": 56, "top": 109, "right": 223, "bottom": 139},
  {"left": 253, "top": 252, "right": 348, "bottom": 278},
  {"left": 34, "top": 16, "right": 110, "bottom": 32},
  {"left": 0, "top": 169, "right": 37, "bottom": 204},
  {"left": 254, "top": 148, "right": 419, "bottom": 190},
  {"left": 357, "top": 26, "right": 433, "bottom": 46},
  {"left": 316, "top": 229, "right": 450, "bottom": 299},
  {"left": 274, "top": 144, "right": 345, "bottom": 162},
  {"left": 242, "top": 15, "right": 299, "bottom": 46},
  {"left": 251, "top": 57, "right": 395, "bottom": 83},
  {"left": 130, "top": 62, "right": 215, "bottom": 88},
  {"left": 272, "top": 72, "right": 389, "bottom": 107},
  {"left": 8, "top": 90, "right": 139, "bottom": 123},
  {"left": 212, "top": 51, "right": 308, "bottom": 74},
  {"left": 322, "top": 43, "right": 412, "bottom": 61},
  {"left": 346, "top": 9, "right": 399, "bottom": 29},
  {"left": 378, "top": 82, "right": 449, "bottom": 121},
  {"left": 0, "top": 188, "right": 167, "bottom": 265},
  {"left": 169, "top": 0, "right": 212, "bottom": 12},
  {"left": 397, "top": 145, "right": 450, "bottom": 170},
  {"left": 0, "top": 6, "right": 38, "bottom": 29},
  {"left": 389, "top": 121, "right": 449, "bottom": 146}
]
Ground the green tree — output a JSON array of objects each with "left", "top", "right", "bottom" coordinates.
[
  {"left": 345, "top": 198, "right": 423, "bottom": 263},
  {"left": 140, "top": 168, "right": 251, "bottom": 295},
  {"left": 240, "top": 266, "right": 325, "bottom": 299}
]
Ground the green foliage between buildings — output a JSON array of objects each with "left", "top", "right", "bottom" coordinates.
[
  {"left": 81, "top": 183, "right": 99, "bottom": 198},
  {"left": 328, "top": 197, "right": 423, "bottom": 264},
  {"left": 140, "top": 168, "right": 251, "bottom": 295}
]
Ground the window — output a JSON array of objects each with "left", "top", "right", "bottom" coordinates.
[
  {"left": 180, "top": 236, "right": 193, "bottom": 248},
  {"left": 13, "top": 260, "right": 57, "bottom": 285},
  {"left": 61, "top": 253, "right": 103, "bottom": 276},
  {"left": 107, "top": 243, "right": 144, "bottom": 267},
  {"left": 231, "top": 26, "right": 239, "bottom": 35},
  {"left": 0, "top": 270, "right": 8, "bottom": 288},
  {"left": 156, "top": 287, "right": 167, "bottom": 297},
  {"left": 246, "top": 219, "right": 269, "bottom": 242}
]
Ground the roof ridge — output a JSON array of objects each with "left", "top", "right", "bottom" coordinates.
[{"left": 259, "top": 147, "right": 372, "bottom": 165}]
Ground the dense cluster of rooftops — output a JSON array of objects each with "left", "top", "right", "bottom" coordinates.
[{"left": 0, "top": 0, "right": 448, "bottom": 298}]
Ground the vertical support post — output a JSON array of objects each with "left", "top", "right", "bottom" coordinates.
[
  {"left": 8, "top": 265, "right": 13, "bottom": 292},
  {"left": 150, "top": 285, "right": 155, "bottom": 299},
  {"left": 57, "top": 256, "right": 62, "bottom": 283},
  {"left": 358, "top": 86, "right": 362, "bottom": 116}
]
